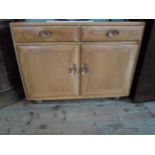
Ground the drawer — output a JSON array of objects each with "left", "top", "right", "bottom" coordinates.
[
  {"left": 12, "top": 26, "right": 79, "bottom": 42},
  {"left": 81, "top": 26, "right": 144, "bottom": 41}
]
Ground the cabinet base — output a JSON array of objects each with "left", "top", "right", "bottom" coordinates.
[{"left": 25, "top": 94, "right": 128, "bottom": 101}]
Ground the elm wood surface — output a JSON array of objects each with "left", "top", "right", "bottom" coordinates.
[
  {"left": 11, "top": 22, "right": 145, "bottom": 26},
  {"left": 81, "top": 26, "right": 144, "bottom": 42},
  {"left": 17, "top": 45, "right": 79, "bottom": 98},
  {"left": 80, "top": 43, "right": 139, "bottom": 96},
  {"left": 12, "top": 26, "right": 79, "bottom": 42},
  {"left": 10, "top": 22, "right": 145, "bottom": 101}
]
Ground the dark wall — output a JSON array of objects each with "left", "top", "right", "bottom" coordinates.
[{"left": 130, "top": 20, "right": 155, "bottom": 102}]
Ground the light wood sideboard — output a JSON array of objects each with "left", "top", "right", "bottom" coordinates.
[{"left": 10, "top": 22, "right": 145, "bottom": 101}]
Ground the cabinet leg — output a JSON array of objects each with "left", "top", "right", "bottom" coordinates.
[
  {"left": 115, "top": 97, "right": 120, "bottom": 100},
  {"left": 36, "top": 100, "right": 43, "bottom": 104}
]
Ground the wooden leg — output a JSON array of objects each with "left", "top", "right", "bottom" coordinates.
[
  {"left": 36, "top": 100, "right": 43, "bottom": 104},
  {"left": 115, "top": 97, "right": 120, "bottom": 100}
]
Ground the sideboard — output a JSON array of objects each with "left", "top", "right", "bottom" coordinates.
[{"left": 10, "top": 21, "right": 145, "bottom": 101}]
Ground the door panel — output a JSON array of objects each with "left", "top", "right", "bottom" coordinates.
[
  {"left": 80, "top": 43, "right": 139, "bottom": 96},
  {"left": 17, "top": 45, "right": 79, "bottom": 98}
]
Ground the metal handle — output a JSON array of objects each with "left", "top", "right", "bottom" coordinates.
[
  {"left": 69, "top": 64, "right": 77, "bottom": 76},
  {"left": 81, "top": 64, "right": 88, "bottom": 75},
  {"left": 39, "top": 31, "right": 53, "bottom": 38},
  {"left": 106, "top": 30, "right": 119, "bottom": 38}
]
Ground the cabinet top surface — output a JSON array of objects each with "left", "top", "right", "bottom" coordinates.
[{"left": 10, "top": 22, "right": 145, "bottom": 26}]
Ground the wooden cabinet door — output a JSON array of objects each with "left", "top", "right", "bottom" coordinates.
[
  {"left": 17, "top": 45, "right": 79, "bottom": 99},
  {"left": 80, "top": 43, "right": 139, "bottom": 97}
]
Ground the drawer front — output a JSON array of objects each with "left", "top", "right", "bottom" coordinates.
[
  {"left": 12, "top": 26, "right": 79, "bottom": 42},
  {"left": 81, "top": 26, "right": 144, "bottom": 41}
]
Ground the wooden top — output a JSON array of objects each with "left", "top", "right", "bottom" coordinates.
[{"left": 10, "top": 21, "right": 145, "bottom": 26}]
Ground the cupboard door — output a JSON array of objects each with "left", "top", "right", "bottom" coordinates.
[
  {"left": 80, "top": 43, "right": 139, "bottom": 97},
  {"left": 17, "top": 45, "right": 79, "bottom": 99}
]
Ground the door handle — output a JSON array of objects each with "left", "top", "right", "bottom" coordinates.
[
  {"left": 81, "top": 63, "right": 88, "bottom": 75},
  {"left": 69, "top": 64, "right": 77, "bottom": 76}
]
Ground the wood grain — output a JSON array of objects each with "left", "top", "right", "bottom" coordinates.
[
  {"left": 80, "top": 43, "right": 139, "bottom": 96},
  {"left": 81, "top": 26, "right": 144, "bottom": 42},
  {"left": 13, "top": 26, "right": 79, "bottom": 42},
  {"left": 17, "top": 45, "right": 79, "bottom": 98},
  {"left": 10, "top": 22, "right": 145, "bottom": 101},
  {"left": 10, "top": 22, "right": 145, "bottom": 26}
]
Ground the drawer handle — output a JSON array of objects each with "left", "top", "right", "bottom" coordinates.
[
  {"left": 106, "top": 30, "right": 119, "bottom": 38},
  {"left": 39, "top": 31, "right": 53, "bottom": 38},
  {"left": 81, "top": 64, "right": 88, "bottom": 75},
  {"left": 69, "top": 64, "right": 77, "bottom": 76}
]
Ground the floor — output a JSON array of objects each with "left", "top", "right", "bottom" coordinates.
[{"left": 0, "top": 99, "right": 155, "bottom": 135}]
